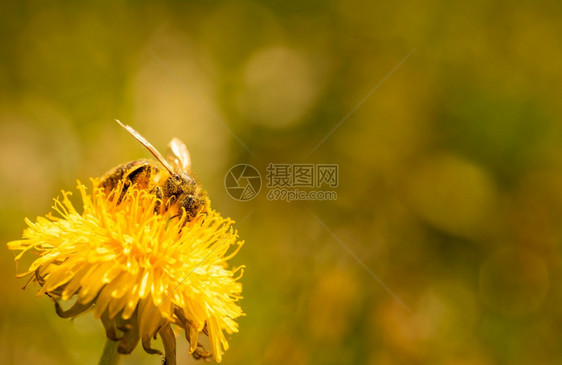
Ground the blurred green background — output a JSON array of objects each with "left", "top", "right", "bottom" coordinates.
[{"left": 2, "top": 1, "right": 562, "bottom": 364}]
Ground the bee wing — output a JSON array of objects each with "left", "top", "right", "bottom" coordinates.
[
  {"left": 167, "top": 137, "right": 192, "bottom": 172},
  {"left": 115, "top": 120, "right": 175, "bottom": 174}
]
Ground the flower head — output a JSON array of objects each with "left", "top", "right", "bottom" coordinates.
[{"left": 7, "top": 180, "right": 244, "bottom": 363}]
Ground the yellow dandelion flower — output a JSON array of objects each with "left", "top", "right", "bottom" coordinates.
[{"left": 7, "top": 180, "right": 244, "bottom": 364}]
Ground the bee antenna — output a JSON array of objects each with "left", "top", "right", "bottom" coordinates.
[{"left": 115, "top": 119, "right": 175, "bottom": 175}]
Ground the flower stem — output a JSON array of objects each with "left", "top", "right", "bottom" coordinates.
[{"left": 98, "top": 338, "right": 121, "bottom": 365}]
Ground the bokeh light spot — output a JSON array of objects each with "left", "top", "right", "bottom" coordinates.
[{"left": 479, "top": 248, "right": 549, "bottom": 316}]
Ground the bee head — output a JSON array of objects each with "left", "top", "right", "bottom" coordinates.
[{"left": 165, "top": 172, "right": 208, "bottom": 221}]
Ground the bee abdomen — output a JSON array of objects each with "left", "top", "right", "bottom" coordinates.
[{"left": 99, "top": 159, "right": 158, "bottom": 199}]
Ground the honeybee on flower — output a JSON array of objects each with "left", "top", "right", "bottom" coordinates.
[{"left": 7, "top": 121, "right": 244, "bottom": 364}]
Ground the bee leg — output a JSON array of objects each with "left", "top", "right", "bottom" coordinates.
[{"left": 152, "top": 186, "right": 163, "bottom": 214}]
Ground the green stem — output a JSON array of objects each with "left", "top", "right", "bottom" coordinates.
[{"left": 98, "top": 338, "right": 121, "bottom": 365}]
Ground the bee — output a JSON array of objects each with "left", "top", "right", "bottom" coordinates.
[{"left": 99, "top": 120, "right": 208, "bottom": 221}]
